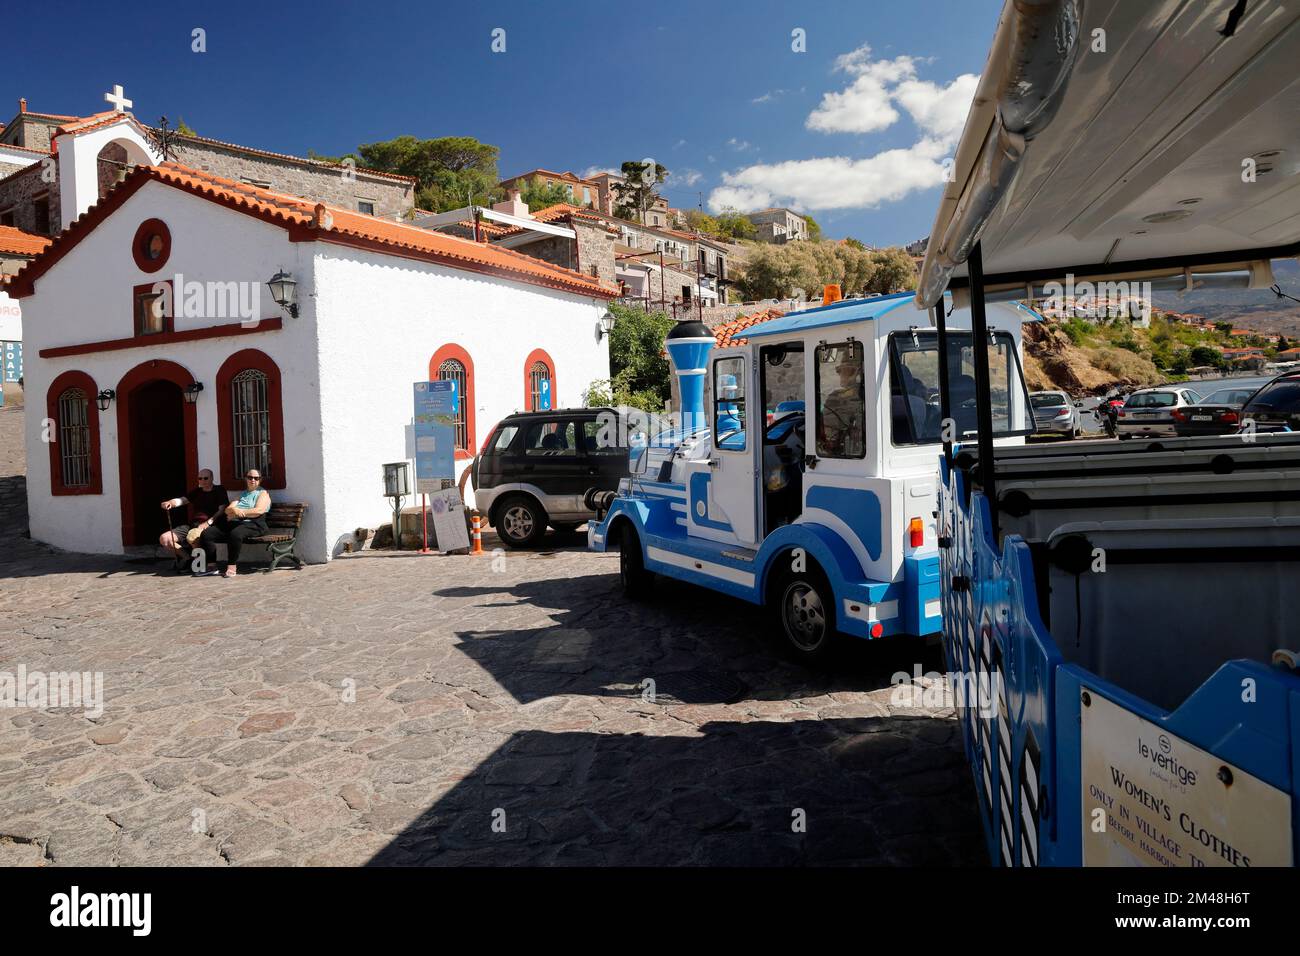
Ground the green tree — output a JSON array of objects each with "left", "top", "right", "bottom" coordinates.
[
  {"left": 842, "top": 237, "right": 868, "bottom": 251},
  {"left": 1190, "top": 345, "right": 1224, "bottom": 367},
  {"left": 584, "top": 304, "right": 675, "bottom": 412},
  {"left": 1214, "top": 321, "right": 1234, "bottom": 336},
  {"left": 864, "top": 247, "right": 918, "bottom": 294},
  {"left": 802, "top": 213, "right": 823, "bottom": 241},
  {"left": 175, "top": 117, "right": 198, "bottom": 137},
  {"left": 684, "top": 209, "right": 720, "bottom": 236},
  {"left": 713, "top": 208, "right": 757, "bottom": 240},
  {"left": 342, "top": 135, "right": 503, "bottom": 212},
  {"left": 1278, "top": 334, "right": 1291, "bottom": 351},
  {"left": 518, "top": 176, "right": 575, "bottom": 212},
  {"left": 612, "top": 161, "right": 668, "bottom": 223}
]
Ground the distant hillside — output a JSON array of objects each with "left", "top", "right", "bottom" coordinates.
[{"left": 1153, "top": 258, "right": 1300, "bottom": 335}]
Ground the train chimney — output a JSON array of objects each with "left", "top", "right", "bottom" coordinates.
[{"left": 664, "top": 318, "right": 714, "bottom": 434}]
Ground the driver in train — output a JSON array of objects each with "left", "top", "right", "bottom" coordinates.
[{"left": 820, "top": 352, "right": 865, "bottom": 457}]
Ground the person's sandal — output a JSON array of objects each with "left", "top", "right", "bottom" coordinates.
[{"left": 222, "top": 565, "right": 238, "bottom": 578}]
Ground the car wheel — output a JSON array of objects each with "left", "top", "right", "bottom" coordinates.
[
  {"left": 618, "top": 526, "right": 653, "bottom": 599},
  {"left": 494, "top": 495, "right": 547, "bottom": 549},
  {"left": 769, "top": 565, "right": 839, "bottom": 663}
]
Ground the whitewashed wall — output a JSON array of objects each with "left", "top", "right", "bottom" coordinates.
[
  {"left": 23, "top": 179, "right": 612, "bottom": 563},
  {"left": 22, "top": 182, "right": 326, "bottom": 558},
  {"left": 312, "top": 245, "right": 611, "bottom": 558}
]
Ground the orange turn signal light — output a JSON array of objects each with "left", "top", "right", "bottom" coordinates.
[{"left": 908, "top": 517, "right": 924, "bottom": 548}]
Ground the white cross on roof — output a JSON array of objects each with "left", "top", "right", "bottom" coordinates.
[{"left": 104, "top": 84, "right": 133, "bottom": 112}]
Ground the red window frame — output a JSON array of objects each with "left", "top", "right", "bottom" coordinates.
[
  {"left": 216, "top": 349, "right": 287, "bottom": 489},
  {"left": 522, "top": 348, "right": 556, "bottom": 411},
  {"left": 429, "top": 343, "right": 476, "bottom": 460},
  {"left": 131, "top": 218, "right": 172, "bottom": 273},
  {"left": 133, "top": 280, "right": 174, "bottom": 337},
  {"left": 46, "top": 370, "right": 103, "bottom": 495}
]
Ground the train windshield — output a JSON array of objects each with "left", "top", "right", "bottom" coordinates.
[{"left": 888, "top": 330, "right": 1033, "bottom": 445}]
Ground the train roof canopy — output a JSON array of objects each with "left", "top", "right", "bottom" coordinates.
[{"left": 916, "top": 0, "right": 1300, "bottom": 308}]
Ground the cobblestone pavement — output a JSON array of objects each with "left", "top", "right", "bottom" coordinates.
[{"left": 0, "top": 404, "right": 984, "bottom": 866}]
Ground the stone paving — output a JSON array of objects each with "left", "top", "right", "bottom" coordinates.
[{"left": 0, "top": 403, "right": 984, "bottom": 866}]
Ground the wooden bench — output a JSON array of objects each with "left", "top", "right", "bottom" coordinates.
[{"left": 245, "top": 503, "right": 307, "bottom": 571}]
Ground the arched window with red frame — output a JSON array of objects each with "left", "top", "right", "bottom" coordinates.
[
  {"left": 523, "top": 348, "right": 556, "bottom": 412},
  {"left": 216, "top": 349, "right": 287, "bottom": 489},
  {"left": 429, "top": 344, "right": 476, "bottom": 459},
  {"left": 46, "top": 370, "right": 103, "bottom": 495}
]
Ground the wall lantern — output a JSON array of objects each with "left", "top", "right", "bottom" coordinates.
[
  {"left": 96, "top": 388, "right": 116, "bottom": 411},
  {"left": 184, "top": 382, "right": 204, "bottom": 404},
  {"left": 266, "top": 269, "right": 299, "bottom": 318},
  {"left": 597, "top": 310, "right": 616, "bottom": 340}
]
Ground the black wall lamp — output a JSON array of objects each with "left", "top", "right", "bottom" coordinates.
[{"left": 96, "top": 389, "right": 115, "bottom": 411}]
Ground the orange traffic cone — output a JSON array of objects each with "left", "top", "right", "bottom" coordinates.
[{"left": 470, "top": 512, "right": 484, "bottom": 555}]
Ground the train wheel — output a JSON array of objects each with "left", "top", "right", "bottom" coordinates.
[
  {"left": 618, "top": 526, "right": 654, "bottom": 600},
  {"left": 770, "top": 566, "right": 839, "bottom": 663}
]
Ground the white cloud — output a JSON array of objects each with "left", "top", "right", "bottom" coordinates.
[
  {"left": 582, "top": 165, "right": 619, "bottom": 179},
  {"left": 671, "top": 168, "right": 703, "bottom": 187},
  {"left": 752, "top": 89, "right": 788, "bottom": 104},
  {"left": 707, "top": 138, "right": 949, "bottom": 213},
  {"left": 707, "top": 45, "right": 977, "bottom": 213},
  {"left": 673, "top": 139, "right": 687, "bottom": 149},
  {"left": 894, "top": 74, "right": 979, "bottom": 142},
  {"left": 807, "top": 45, "right": 919, "bottom": 134},
  {"left": 727, "top": 138, "right": 752, "bottom": 152}
]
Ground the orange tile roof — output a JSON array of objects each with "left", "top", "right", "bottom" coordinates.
[
  {"left": 0, "top": 141, "right": 51, "bottom": 156},
  {"left": 712, "top": 308, "right": 786, "bottom": 347},
  {"left": 9, "top": 164, "right": 618, "bottom": 300},
  {"left": 0, "top": 224, "right": 52, "bottom": 257}
]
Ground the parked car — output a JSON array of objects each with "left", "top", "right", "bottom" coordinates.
[
  {"left": 1238, "top": 369, "right": 1300, "bottom": 433},
  {"left": 1030, "top": 390, "right": 1082, "bottom": 437},
  {"left": 471, "top": 407, "right": 649, "bottom": 548},
  {"left": 1171, "top": 384, "right": 1260, "bottom": 436},
  {"left": 1115, "top": 386, "right": 1203, "bottom": 438}
]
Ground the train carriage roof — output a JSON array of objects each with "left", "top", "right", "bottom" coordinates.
[{"left": 915, "top": 0, "right": 1300, "bottom": 308}]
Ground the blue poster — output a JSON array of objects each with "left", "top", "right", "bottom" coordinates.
[
  {"left": 2, "top": 341, "right": 20, "bottom": 383},
  {"left": 538, "top": 376, "right": 551, "bottom": 410},
  {"left": 413, "top": 381, "right": 459, "bottom": 490},
  {"left": 414, "top": 379, "right": 458, "bottom": 423}
]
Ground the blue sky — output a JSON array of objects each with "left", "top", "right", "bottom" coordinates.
[{"left": 9, "top": 0, "right": 1002, "bottom": 245}]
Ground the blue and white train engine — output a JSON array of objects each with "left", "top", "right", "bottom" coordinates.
[{"left": 589, "top": 294, "right": 1032, "bottom": 660}]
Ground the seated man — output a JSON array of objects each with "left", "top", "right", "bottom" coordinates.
[
  {"left": 160, "top": 470, "right": 230, "bottom": 572},
  {"left": 198, "top": 469, "right": 271, "bottom": 578}
]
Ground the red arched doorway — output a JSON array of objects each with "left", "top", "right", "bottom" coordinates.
[{"left": 117, "top": 360, "right": 199, "bottom": 546}]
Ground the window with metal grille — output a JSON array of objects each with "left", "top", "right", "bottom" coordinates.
[
  {"left": 437, "top": 359, "right": 468, "bottom": 449},
  {"left": 528, "top": 361, "right": 552, "bottom": 411},
  {"left": 230, "top": 368, "right": 271, "bottom": 479},
  {"left": 57, "top": 388, "right": 92, "bottom": 487}
]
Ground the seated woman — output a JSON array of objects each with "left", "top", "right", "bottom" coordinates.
[
  {"left": 198, "top": 469, "right": 271, "bottom": 578},
  {"left": 160, "top": 470, "right": 230, "bottom": 572}
]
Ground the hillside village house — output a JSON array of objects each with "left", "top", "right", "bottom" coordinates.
[
  {"left": 497, "top": 169, "right": 599, "bottom": 209},
  {"left": 416, "top": 197, "right": 730, "bottom": 311},
  {"left": 745, "top": 207, "right": 808, "bottom": 244},
  {"left": 11, "top": 159, "right": 616, "bottom": 564}
]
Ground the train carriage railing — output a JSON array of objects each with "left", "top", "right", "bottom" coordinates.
[{"left": 939, "top": 450, "right": 1300, "bottom": 867}]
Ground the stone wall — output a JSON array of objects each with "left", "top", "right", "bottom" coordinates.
[
  {"left": 512, "top": 234, "right": 576, "bottom": 274},
  {"left": 171, "top": 140, "right": 414, "bottom": 219},
  {"left": 0, "top": 167, "right": 59, "bottom": 236},
  {"left": 573, "top": 219, "right": 616, "bottom": 285}
]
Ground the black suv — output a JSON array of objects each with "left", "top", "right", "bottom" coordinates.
[
  {"left": 471, "top": 408, "right": 632, "bottom": 548},
  {"left": 1240, "top": 369, "right": 1300, "bottom": 433}
]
